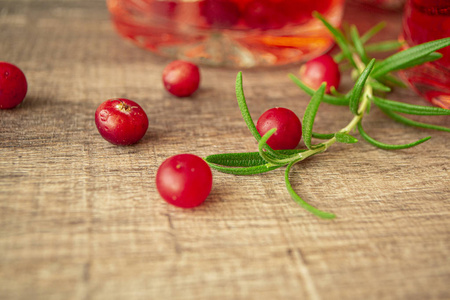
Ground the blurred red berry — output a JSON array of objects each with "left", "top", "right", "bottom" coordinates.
[
  {"left": 162, "top": 60, "right": 200, "bottom": 97},
  {"left": 299, "top": 54, "right": 340, "bottom": 94},
  {"left": 0, "top": 62, "right": 28, "bottom": 109}
]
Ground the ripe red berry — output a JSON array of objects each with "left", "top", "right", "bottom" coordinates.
[
  {"left": 200, "top": 0, "right": 241, "bottom": 28},
  {"left": 162, "top": 60, "right": 200, "bottom": 97},
  {"left": 95, "top": 98, "right": 149, "bottom": 145},
  {"left": 299, "top": 54, "right": 340, "bottom": 94},
  {"left": 0, "top": 62, "right": 28, "bottom": 109},
  {"left": 242, "top": 0, "right": 286, "bottom": 30},
  {"left": 156, "top": 154, "right": 213, "bottom": 208},
  {"left": 256, "top": 107, "right": 302, "bottom": 150}
]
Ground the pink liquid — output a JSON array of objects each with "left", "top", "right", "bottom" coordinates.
[
  {"left": 399, "top": 0, "right": 450, "bottom": 108},
  {"left": 106, "top": 0, "right": 344, "bottom": 68}
]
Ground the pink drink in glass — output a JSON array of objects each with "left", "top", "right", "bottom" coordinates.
[
  {"left": 106, "top": 0, "right": 345, "bottom": 68},
  {"left": 400, "top": 0, "right": 450, "bottom": 108}
]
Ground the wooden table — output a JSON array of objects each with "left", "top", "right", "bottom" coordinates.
[{"left": 1, "top": 1, "right": 449, "bottom": 299}]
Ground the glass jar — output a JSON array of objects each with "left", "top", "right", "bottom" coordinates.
[
  {"left": 399, "top": 0, "right": 450, "bottom": 109},
  {"left": 106, "top": 0, "right": 345, "bottom": 68}
]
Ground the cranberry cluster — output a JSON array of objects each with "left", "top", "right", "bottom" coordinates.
[{"left": 1, "top": 52, "right": 340, "bottom": 209}]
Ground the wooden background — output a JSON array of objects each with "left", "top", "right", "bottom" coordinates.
[{"left": 0, "top": 0, "right": 449, "bottom": 299}]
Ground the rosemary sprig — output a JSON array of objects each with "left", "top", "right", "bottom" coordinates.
[{"left": 204, "top": 15, "right": 450, "bottom": 219}]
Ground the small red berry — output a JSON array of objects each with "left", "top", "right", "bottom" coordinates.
[
  {"left": 200, "top": 0, "right": 241, "bottom": 28},
  {"left": 0, "top": 62, "right": 28, "bottom": 109},
  {"left": 95, "top": 98, "right": 149, "bottom": 145},
  {"left": 162, "top": 60, "right": 200, "bottom": 97},
  {"left": 256, "top": 107, "right": 302, "bottom": 150},
  {"left": 242, "top": 0, "right": 286, "bottom": 30},
  {"left": 299, "top": 54, "right": 340, "bottom": 94},
  {"left": 156, "top": 154, "right": 213, "bottom": 208}
]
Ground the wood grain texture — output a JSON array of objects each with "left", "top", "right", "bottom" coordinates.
[{"left": 0, "top": 1, "right": 449, "bottom": 299}]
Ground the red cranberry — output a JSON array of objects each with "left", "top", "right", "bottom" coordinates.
[
  {"left": 200, "top": 0, "right": 241, "bottom": 28},
  {"left": 277, "top": 0, "right": 333, "bottom": 25},
  {"left": 242, "top": 0, "right": 286, "bottom": 30},
  {"left": 95, "top": 98, "right": 149, "bottom": 145},
  {"left": 0, "top": 62, "right": 28, "bottom": 109},
  {"left": 162, "top": 60, "right": 200, "bottom": 97},
  {"left": 256, "top": 107, "right": 302, "bottom": 150},
  {"left": 299, "top": 54, "right": 340, "bottom": 94},
  {"left": 156, "top": 154, "right": 213, "bottom": 208}
]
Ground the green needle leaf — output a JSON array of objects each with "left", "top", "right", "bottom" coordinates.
[
  {"left": 365, "top": 40, "right": 405, "bottom": 53},
  {"left": 360, "top": 21, "right": 386, "bottom": 44},
  {"left": 369, "top": 80, "right": 391, "bottom": 92},
  {"left": 285, "top": 160, "right": 336, "bottom": 219},
  {"left": 349, "top": 58, "right": 376, "bottom": 115},
  {"left": 303, "top": 83, "right": 327, "bottom": 150},
  {"left": 371, "top": 37, "right": 450, "bottom": 78},
  {"left": 312, "top": 132, "right": 336, "bottom": 139},
  {"left": 380, "top": 108, "right": 450, "bottom": 133},
  {"left": 288, "top": 74, "right": 349, "bottom": 106},
  {"left": 205, "top": 152, "right": 267, "bottom": 167},
  {"left": 236, "top": 72, "right": 260, "bottom": 142},
  {"left": 377, "top": 74, "right": 408, "bottom": 88},
  {"left": 335, "top": 132, "right": 358, "bottom": 144},
  {"left": 204, "top": 150, "right": 308, "bottom": 167},
  {"left": 372, "top": 96, "right": 450, "bottom": 115},
  {"left": 314, "top": 12, "right": 356, "bottom": 67},
  {"left": 208, "top": 163, "right": 282, "bottom": 175},
  {"left": 350, "top": 25, "right": 369, "bottom": 63},
  {"left": 357, "top": 122, "right": 431, "bottom": 150}
]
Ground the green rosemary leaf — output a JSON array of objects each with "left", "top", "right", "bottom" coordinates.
[
  {"left": 288, "top": 74, "right": 349, "bottom": 106},
  {"left": 369, "top": 80, "right": 391, "bottom": 92},
  {"left": 357, "top": 122, "right": 431, "bottom": 150},
  {"left": 312, "top": 132, "right": 336, "bottom": 139},
  {"left": 285, "top": 160, "right": 336, "bottom": 219},
  {"left": 314, "top": 12, "right": 356, "bottom": 67},
  {"left": 236, "top": 72, "right": 260, "bottom": 142},
  {"left": 303, "top": 83, "right": 327, "bottom": 150},
  {"left": 330, "top": 86, "right": 347, "bottom": 97},
  {"left": 349, "top": 58, "right": 376, "bottom": 115},
  {"left": 371, "top": 37, "right": 450, "bottom": 78},
  {"left": 208, "top": 162, "right": 282, "bottom": 175},
  {"left": 335, "top": 132, "right": 358, "bottom": 144},
  {"left": 395, "top": 52, "right": 443, "bottom": 69},
  {"left": 372, "top": 96, "right": 450, "bottom": 116},
  {"left": 350, "top": 25, "right": 369, "bottom": 63},
  {"left": 377, "top": 74, "right": 408, "bottom": 88},
  {"left": 375, "top": 52, "right": 442, "bottom": 77},
  {"left": 205, "top": 149, "right": 308, "bottom": 168},
  {"left": 365, "top": 40, "right": 404, "bottom": 53},
  {"left": 277, "top": 149, "right": 309, "bottom": 155},
  {"left": 360, "top": 21, "right": 386, "bottom": 44},
  {"left": 205, "top": 152, "right": 266, "bottom": 167},
  {"left": 380, "top": 108, "right": 450, "bottom": 132},
  {"left": 236, "top": 72, "right": 287, "bottom": 160}
]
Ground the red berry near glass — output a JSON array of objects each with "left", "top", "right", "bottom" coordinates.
[
  {"left": 95, "top": 98, "right": 149, "bottom": 146},
  {"left": 256, "top": 107, "right": 302, "bottom": 150},
  {"left": 156, "top": 154, "right": 213, "bottom": 208},
  {"left": 0, "top": 62, "right": 28, "bottom": 109},
  {"left": 242, "top": 0, "right": 287, "bottom": 30},
  {"left": 200, "top": 0, "right": 241, "bottom": 28},
  {"left": 162, "top": 60, "right": 200, "bottom": 97},
  {"left": 299, "top": 54, "right": 340, "bottom": 94}
]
